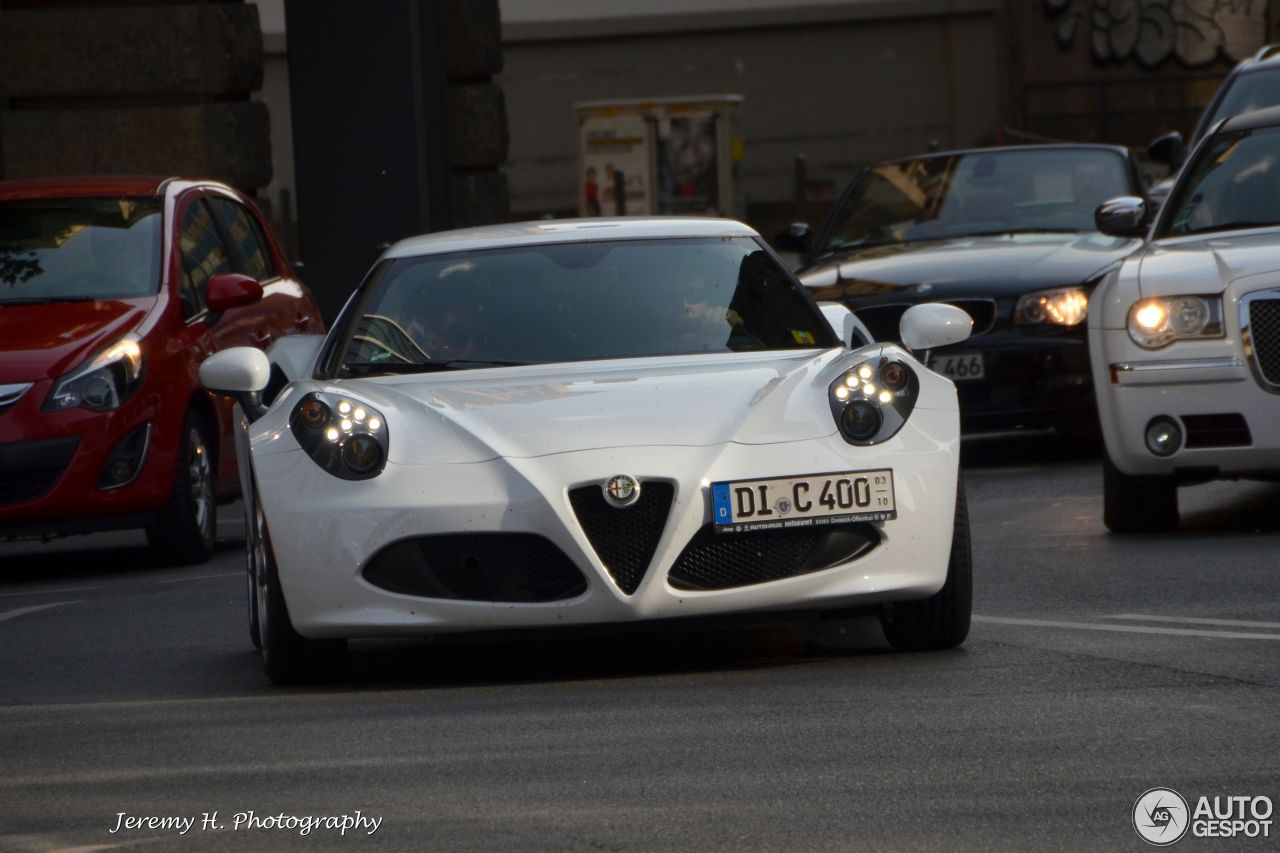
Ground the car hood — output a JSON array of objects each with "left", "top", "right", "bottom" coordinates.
[
  {"left": 274, "top": 349, "right": 892, "bottom": 464},
  {"left": 0, "top": 298, "right": 155, "bottom": 383},
  {"left": 799, "top": 233, "right": 1139, "bottom": 302},
  {"left": 1135, "top": 230, "right": 1280, "bottom": 297}
]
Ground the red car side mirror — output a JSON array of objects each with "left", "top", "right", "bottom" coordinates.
[{"left": 206, "top": 273, "right": 264, "bottom": 313}]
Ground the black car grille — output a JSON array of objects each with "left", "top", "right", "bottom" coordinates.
[
  {"left": 0, "top": 436, "right": 79, "bottom": 506},
  {"left": 855, "top": 299, "right": 997, "bottom": 341},
  {"left": 569, "top": 481, "right": 674, "bottom": 595},
  {"left": 1248, "top": 298, "right": 1280, "bottom": 386},
  {"left": 667, "top": 523, "right": 880, "bottom": 591},
  {"left": 361, "top": 534, "right": 588, "bottom": 603},
  {"left": 1181, "top": 413, "right": 1252, "bottom": 449}
]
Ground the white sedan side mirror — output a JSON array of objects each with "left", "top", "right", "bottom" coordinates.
[
  {"left": 200, "top": 347, "right": 270, "bottom": 394},
  {"left": 899, "top": 303, "right": 972, "bottom": 351},
  {"left": 818, "top": 302, "right": 874, "bottom": 348}
]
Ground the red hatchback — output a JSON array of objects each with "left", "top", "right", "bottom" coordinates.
[{"left": 0, "top": 176, "right": 323, "bottom": 563}]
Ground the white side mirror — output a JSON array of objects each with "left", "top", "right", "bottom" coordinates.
[
  {"left": 899, "top": 303, "right": 972, "bottom": 351},
  {"left": 818, "top": 302, "right": 873, "bottom": 348},
  {"left": 200, "top": 347, "right": 270, "bottom": 394}
]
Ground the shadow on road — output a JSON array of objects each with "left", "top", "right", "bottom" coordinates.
[
  {"left": 0, "top": 538, "right": 241, "bottom": 584},
  {"left": 961, "top": 431, "right": 1102, "bottom": 469}
]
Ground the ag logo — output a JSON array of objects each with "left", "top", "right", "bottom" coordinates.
[
  {"left": 602, "top": 474, "right": 641, "bottom": 508},
  {"left": 1133, "top": 788, "right": 1190, "bottom": 846}
]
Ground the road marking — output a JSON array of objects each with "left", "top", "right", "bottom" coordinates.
[
  {"left": 1104, "top": 613, "right": 1280, "bottom": 630},
  {"left": 0, "top": 601, "right": 82, "bottom": 623},
  {"left": 157, "top": 572, "right": 240, "bottom": 585},
  {"left": 974, "top": 615, "right": 1280, "bottom": 641},
  {"left": 0, "top": 585, "right": 102, "bottom": 599}
]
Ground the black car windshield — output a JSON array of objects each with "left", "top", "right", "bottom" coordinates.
[
  {"left": 0, "top": 197, "right": 163, "bottom": 304},
  {"left": 1199, "top": 67, "right": 1280, "bottom": 137},
  {"left": 1160, "top": 128, "right": 1280, "bottom": 238},
  {"left": 334, "top": 237, "right": 837, "bottom": 375},
  {"left": 817, "top": 148, "right": 1133, "bottom": 255}
]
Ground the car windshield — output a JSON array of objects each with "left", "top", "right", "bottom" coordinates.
[
  {"left": 1160, "top": 128, "right": 1280, "bottom": 238},
  {"left": 0, "top": 197, "right": 163, "bottom": 304},
  {"left": 333, "top": 236, "right": 837, "bottom": 375},
  {"left": 1200, "top": 67, "right": 1280, "bottom": 135},
  {"left": 817, "top": 148, "right": 1133, "bottom": 255}
]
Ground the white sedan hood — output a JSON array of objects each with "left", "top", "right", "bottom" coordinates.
[{"left": 1137, "top": 231, "right": 1280, "bottom": 298}]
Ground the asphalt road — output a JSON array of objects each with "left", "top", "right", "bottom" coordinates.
[{"left": 1, "top": 438, "right": 1278, "bottom": 852}]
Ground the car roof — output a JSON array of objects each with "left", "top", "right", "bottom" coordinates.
[
  {"left": 1218, "top": 104, "right": 1280, "bottom": 133},
  {"left": 1230, "top": 43, "right": 1280, "bottom": 74},
  {"left": 870, "top": 143, "right": 1133, "bottom": 169},
  {"left": 384, "top": 217, "right": 760, "bottom": 258},
  {"left": 0, "top": 175, "right": 177, "bottom": 200}
]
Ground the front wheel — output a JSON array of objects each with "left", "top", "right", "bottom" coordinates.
[
  {"left": 254, "top": 504, "right": 346, "bottom": 685},
  {"left": 1103, "top": 455, "right": 1178, "bottom": 533},
  {"left": 880, "top": 476, "right": 972, "bottom": 652},
  {"left": 147, "top": 411, "right": 217, "bottom": 565}
]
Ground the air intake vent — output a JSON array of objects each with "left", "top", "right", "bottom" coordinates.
[
  {"left": 569, "top": 481, "right": 674, "bottom": 595},
  {"left": 362, "top": 534, "right": 588, "bottom": 602},
  {"left": 1181, "top": 413, "right": 1251, "bottom": 448},
  {"left": 668, "top": 523, "right": 879, "bottom": 591},
  {"left": 0, "top": 436, "right": 79, "bottom": 506}
]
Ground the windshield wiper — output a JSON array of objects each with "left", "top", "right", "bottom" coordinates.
[
  {"left": 959, "top": 228, "right": 1080, "bottom": 238},
  {"left": 0, "top": 296, "right": 94, "bottom": 306},
  {"left": 1179, "top": 220, "right": 1280, "bottom": 236},
  {"left": 343, "top": 359, "right": 535, "bottom": 377}
]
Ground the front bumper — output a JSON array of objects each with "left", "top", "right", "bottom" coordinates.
[
  {"left": 0, "top": 377, "right": 176, "bottom": 535},
  {"left": 1091, "top": 329, "right": 1280, "bottom": 477},
  {"left": 935, "top": 327, "right": 1094, "bottom": 433},
  {"left": 256, "top": 411, "right": 961, "bottom": 640}
]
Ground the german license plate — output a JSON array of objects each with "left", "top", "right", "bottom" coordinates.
[
  {"left": 711, "top": 469, "right": 895, "bottom": 534},
  {"left": 930, "top": 351, "right": 985, "bottom": 381}
]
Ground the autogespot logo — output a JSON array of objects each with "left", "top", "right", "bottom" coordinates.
[{"left": 1134, "top": 788, "right": 1190, "bottom": 846}]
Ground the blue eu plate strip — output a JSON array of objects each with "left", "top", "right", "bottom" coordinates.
[{"left": 712, "top": 482, "right": 732, "bottom": 526}]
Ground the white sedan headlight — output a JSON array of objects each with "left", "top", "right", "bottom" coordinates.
[
  {"left": 1127, "top": 295, "right": 1223, "bottom": 348},
  {"left": 1013, "top": 287, "right": 1089, "bottom": 326},
  {"left": 43, "top": 335, "right": 144, "bottom": 412}
]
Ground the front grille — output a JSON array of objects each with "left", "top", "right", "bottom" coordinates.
[
  {"left": 362, "top": 534, "right": 588, "bottom": 602},
  {"left": 0, "top": 436, "right": 79, "bottom": 506},
  {"left": 1181, "top": 413, "right": 1252, "bottom": 448},
  {"left": 1248, "top": 298, "right": 1280, "bottom": 386},
  {"left": 855, "top": 299, "right": 997, "bottom": 342},
  {"left": 569, "top": 481, "right": 674, "bottom": 594},
  {"left": 668, "top": 523, "right": 880, "bottom": 591}
]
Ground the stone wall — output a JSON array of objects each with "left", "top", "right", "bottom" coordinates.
[{"left": 0, "top": 0, "right": 270, "bottom": 190}]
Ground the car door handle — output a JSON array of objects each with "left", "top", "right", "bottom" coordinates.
[
  {"left": 294, "top": 314, "right": 311, "bottom": 331},
  {"left": 253, "top": 330, "right": 274, "bottom": 347}
]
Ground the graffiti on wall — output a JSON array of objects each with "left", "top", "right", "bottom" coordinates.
[{"left": 1045, "top": 0, "right": 1269, "bottom": 67}]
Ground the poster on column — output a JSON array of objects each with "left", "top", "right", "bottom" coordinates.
[{"left": 580, "top": 115, "right": 652, "bottom": 216}]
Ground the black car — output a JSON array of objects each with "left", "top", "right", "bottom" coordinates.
[
  {"left": 1148, "top": 43, "right": 1280, "bottom": 203},
  {"left": 783, "top": 144, "right": 1146, "bottom": 436}
]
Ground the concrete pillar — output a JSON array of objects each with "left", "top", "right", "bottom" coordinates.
[{"left": 0, "top": 1, "right": 270, "bottom": 190}]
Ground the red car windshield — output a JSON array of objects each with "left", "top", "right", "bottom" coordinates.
[{"left": 0, "top": 196, "right": 163, "bottom": 304}]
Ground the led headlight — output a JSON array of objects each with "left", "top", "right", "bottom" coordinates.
[
  {"left": 43, "top": 335, "right": 144, "bottom": 412},
  {"left": 1013, "top": 287, "right": 1089, "bottom": 326},
  {"left": 1127, "top": 295, "right": 1223, "bottom": 349},
  {"left": 828, "top": 357, "right": 918, "bottom": 446},
  {"left": 289, "top": 391, "right": 388, "bottom": 480}
]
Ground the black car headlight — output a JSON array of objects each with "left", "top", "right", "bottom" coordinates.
[
  {"left": 1013, "top": 286, "right": 1089, "bottom": 326},
  {"left": 289, "top": 392, "right": 388, "bottom": 480},
  {"left": 1127, "top": 296, "right": 1224, "bottom": 349},
  {"left": 43, "top": 335, "right": 144, "bottom": 412},
  {"left": 828, "top": 357, "right": 918, "bottom": 445}
]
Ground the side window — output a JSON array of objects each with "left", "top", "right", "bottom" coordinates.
[
  {"left": 208, "top": 197, "right": 275, "bottom": 282},
  {"left": 178, "top": 200, "right": 232, "bottom": 321}
]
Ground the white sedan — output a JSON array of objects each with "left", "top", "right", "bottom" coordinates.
[
  {"left": 200, "top": 218, "right": 973, "bottom": 683},
  {"left": 1091, "top": 106, "right": 1280, "bottom": 531}
]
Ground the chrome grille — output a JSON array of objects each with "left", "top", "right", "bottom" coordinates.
[{"left": 1247, "top": 297, "right": 1280, "bottom": 387}]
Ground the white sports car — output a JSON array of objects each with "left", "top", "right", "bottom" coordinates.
[
  {"left": 200, "top": 218, "right": 974, "bottom": 683},
  {"left": 1091, "top": 107, "right": 1280, "bottom": 532}
]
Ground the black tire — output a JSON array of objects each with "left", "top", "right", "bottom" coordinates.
[
  {"left": 255, "top": 508, "right": 346, "bottom": 685},
  {"left": 147, "top": 411, "right": 217, "bottom": 565},
  {"left": 1103, "top": 455, "right": 1178, "bottom": 533},
  {"left": 880, "top": 476, "right": 972, "bottom": 652}
]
